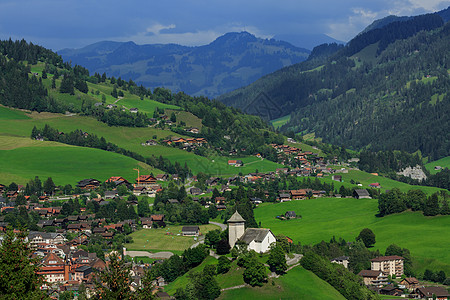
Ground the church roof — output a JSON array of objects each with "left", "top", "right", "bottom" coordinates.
[
  {"left": 240, "top": 228, "right": 271, "bottom": 244},
  {"left": 227, "top": 210, "right": 245, "bottom": 223}
]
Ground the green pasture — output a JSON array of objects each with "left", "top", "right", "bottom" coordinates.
[
  {"left": 319, "top": 169, "right": 444, "bottom": 195},
  {"left": 0, "top": 105, "right": 31, "bottom": 120},
  {"left": 115, "top": 97, "right": 180, "bottom": 115},
  {"left": 254, "top": 198, "right": 450, "bottom": 274},
  {"left": 127, "top": 224, "right": 219, "bottom": 252},
  {"left": 0, "top": 137, "right": 157, "bottom": 185},
  {"left": 270, "top": 114, "right": 290, "bottom": 129},
  {"left": 219, "top": 266, "right": 345, "bottom": 300},
  {"left": 0, "top": 106, "right": 283, "bottom": 176},
  {"left": 166, "top": 109, "right": 203, "bottom": 129},
  {"left": 425, "top": 156, "right": 450, "bottom": 174}
]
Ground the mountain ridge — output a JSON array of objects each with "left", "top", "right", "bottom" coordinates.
[{"left": 58, "top": 32, "right": 310, "bottom": 98}]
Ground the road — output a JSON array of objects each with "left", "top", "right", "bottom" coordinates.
[{"left": 209, "top": 221, "right": 227, "bottom": 231}]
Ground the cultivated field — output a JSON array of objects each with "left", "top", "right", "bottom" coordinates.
[
  {"left": 254, "top": 198, "right": 450, "bottom": 273},
  {"left": 425, "top": 156, "right": 450, "bottom": 174}
]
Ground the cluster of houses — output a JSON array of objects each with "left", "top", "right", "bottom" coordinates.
[
  {"left": 160, "top": 137, "right": 208, "bottom": 150},
  {"left": 330, "top": 255, "right": 449, "bottom": 299}
]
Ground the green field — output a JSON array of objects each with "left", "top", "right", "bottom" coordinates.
[
  {"left": 0, "top": 105, "right": 31, "bottom": 120},
  {"left": 0, "top": 136, "right": 157, "bottom": 186},
  {"left": 425, "top": 156, "right": 450, "bottom": 174},
  {"left": 270, "top": 114, "right": 290, "bottom": 129},
  {"left": 219, "top": 266, "right": 345, "bottom": 300},
  {"left": 320, "top": 169, "right": 443, "bottom": 194},
  {"left": 254, "top": 198, "right": 450, "bottom": 274},
  {"left": 115, "top": 97, "right": 180, "bottom": 115},
  {"left": 127, "top": 224, "right": 219, "bottom": 252},
  {"left": 0, "top": 106, "right": 283, "bottom": 178}
]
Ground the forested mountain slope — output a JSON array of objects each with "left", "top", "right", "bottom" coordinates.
[
  {"left": 219, "top": 14, "right": 450, "bottom": 160},
  {"left": 58, "top": 32, "right": 310, "bottom": 98}
]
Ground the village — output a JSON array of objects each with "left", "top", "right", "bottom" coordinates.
[{"left": 1, "top": 144, "right": 447, "bottom": 300}]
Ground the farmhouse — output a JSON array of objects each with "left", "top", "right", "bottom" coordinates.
[
  {"left": 279, "top": 193, "right": 291, "bottom": 202},
  {"left": 331, "top": 175, "right": 342, "bottom": 182},
  {"left": 182, "top": 226, "right": 200, "bottom": 236},
  {"left": 156, "top": 174, "right": 169, "bottom": 181},
  {"left": 369, "top": 182, "right": 381, "bottom": 188},
  {"left": 135, "top": 175, "right": 157, "bottom": 187},
  {"left": 371, "top": 255, "right": 404, "bottom": 277},
  {"left": 228, "top": 211, "right": 276, "bottom": 253},
  {"left": 415, "top": 287, "right": 450, "bottom": 300},
  {"left": 284, "top": 211, "right": 297, "bottom": 219},
  {"left": 228, "top": 160, "right": 243, "bottom": 167},
  {"left": 141, "top": 140, "right": 158, "bottom": 146},
  {"left": 76, "top": 179, "right": 101, "bottom": 190},
  {"left": 105, "top": 176, "right": 129, "bottom": 186},
  {"left": 353, "top": 189, "right": 371, "bottom": 199},
  {"left": 399, "top": 277, "right": 419, "bottom": 290}
]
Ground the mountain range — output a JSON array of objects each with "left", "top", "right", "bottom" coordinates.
[
  {"left": 58, "top": 32, "right": 310, "bottom": 98},
  {"left": 218, "top": 8, "right": 450, "bottom": 160}
]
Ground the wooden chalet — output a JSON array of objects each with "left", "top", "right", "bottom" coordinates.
[{"left": 135, "top": 175, "right": 157, "bottom": 187}]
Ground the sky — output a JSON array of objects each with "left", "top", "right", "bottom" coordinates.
[{"left": 0, "top": 0, "right": 448, "bottom": 50}]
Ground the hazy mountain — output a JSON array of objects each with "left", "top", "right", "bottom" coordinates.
[{"left": 58, "top": 32, "right": 310, "bottom": 98}]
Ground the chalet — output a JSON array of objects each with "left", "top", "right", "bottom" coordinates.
[
  {"left": 156, "top": 174, "right": 169, "bottom": 181},
  {"left": 357, "top": 270, "right": 387, "bottom": 286},
  {"left": 415, "top": 287, "right": 450, "bottom": 300},
  {"left": 371, "top": 255, "right": 404, "bottom": 277},
  {"left": 135, "top": 175, "right": 157, "bottom": 187},
  {"left": 67, "top": 215, "right": 79, "bottom": 222},
  {"left": 290, "top": 189, "right": 311, "bottom": 200},
  {"left": 279, "top": 193, "right": 291, "bottom": 202},
  {"left": 140, "top": 217, "right": 153, "bottom": 229},
  {"left": 182, "top": 226, "right": 200, "bottom": 236},
  {"left": 28, "top": 232, "right": 66, "bottom": 248},
  {"left": 92, "top": 227, "right": 107, "bottom": 234},
  {"left": 189, "top": 187, "right": 202, "bottom": 196},
  {"left": 185, "top": 127, "right": 199, "bottom": 134},
  {"left": 250, "top": 197, "right": 262, "bottom": 205},
  {"left": 284, "top": 211, "right": 297, "bottom": 219},
  {"left": 130, "top": 108, "right": 139, "bottom": 113},
  {"left": 106, "top": 104, "right": 117, "bottom": 109},
  {"left": 331, "top": 256, "right": 349, "bottom": 268},
  {"left": 378, "top": 285, "right": 403, "bottom": 297},
  {"left": 369, "top": 182, "right": 381, "bottom": 188},
  {"left": 399, "top": 277, "right": 419, "bottom": 290},
  {"left": 205, "top": 177, "right": 220, "bottom": 186},
  {"left": 353, "top": 189, "right": 371, "bottom": 199},
  {"left": 37, "top": 252, "right": 68, "bottom": 283},
  {"left": 67, "top": 223, "right": 83, "bottom": 232},
  {"left": 228, "top": 160, "right": 243, "bottom": 167},
  {"left": 37, "top": 219, "right": 55, "bottom": 228},
  {"left": 331, "top": 175, "right": 342, "bottom": 182},
  {"left": 105, "top": 176, "right": 130, "bottom": 186},
  {"left": 133, "top": 186, "right": 147, "bottom": 196},
  {"left": 76, "top": 178, "right": 101, "bottom": 190},
  {"left": 104, "top": 190, "right": 118, "bottom": 199},
  {"left": 141, "top": 140, "right": 158, "bottom": 146}
]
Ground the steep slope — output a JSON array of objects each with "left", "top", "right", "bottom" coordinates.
[
  {"left": 58, "top": 32, "right": 310, "bottom": 98},
  {"left": 219, "top": 13, "right": 450, "bottom": 160}
]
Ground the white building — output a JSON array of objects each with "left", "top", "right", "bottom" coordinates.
[{"left": 227, "top": 211, "right": 276, "bottom": 253}]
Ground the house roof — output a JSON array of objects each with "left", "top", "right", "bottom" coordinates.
[
  {"left": 358, "top": 270, "right": 384, "bottom": 277},
  {"left": 371, "top": 255, "right": 403, "bottom": 262},
  {"left": 182, "top": 226, "right": 199, "bottom": 232},
  {"left": 240, "top": 228, "right": 271, "bottom": 244},
  {"left": 331, "top": 256, "right": 349, "bottom": 261},
  {"left": 354, "top": 189, "right": 370, "bottom": 197},
  {"left": 416, "top": 286, "right": 450, "bottom": 297},
  {"left": 402, "top": 277, "right": 419, "bottom": 284},
  {"left": 227, "top": 211, "right": 245, "bottom": 223}
]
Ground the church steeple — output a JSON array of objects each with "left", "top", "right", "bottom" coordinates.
[{"left": 227, "top": 210, "right": 245, "bottom": 248}]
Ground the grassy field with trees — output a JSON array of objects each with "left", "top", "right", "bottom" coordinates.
[{"left": 254, "top": 198, "right": 450, "bottom": 274}]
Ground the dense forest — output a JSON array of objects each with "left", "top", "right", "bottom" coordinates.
[{"left": 219, "top": 15, "right": 450, "bottom": 160}]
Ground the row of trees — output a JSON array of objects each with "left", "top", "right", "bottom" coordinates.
[{"left": 378, "top": 188, "right": 450, "bottom": 217}]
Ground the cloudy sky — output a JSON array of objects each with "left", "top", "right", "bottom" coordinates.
[{"left": 0, "top": 0, "right": 448, "bottom": 50}]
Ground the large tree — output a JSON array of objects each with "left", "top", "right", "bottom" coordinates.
[
  {"left": 0, "top": 228, "right": 46, "bottom": 299},
  {"left": 94, "top": 252, "right": 133, "bottom": 299},
  {"left": 357, "top": 228, "right": 376, "bottom": 248},
  {"left": 267, "top": 245, "right": 287, "bottom": 275}
]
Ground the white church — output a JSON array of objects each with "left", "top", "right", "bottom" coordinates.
[{"left": 227, "top": 210, "right": 276, "bottom": 253}]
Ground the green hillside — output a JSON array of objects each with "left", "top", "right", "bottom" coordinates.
[
  {"left": 0, "top": 136, "right": 158, "bottom": 185},
  {"left": 255, "top": 198, "right": 450, "bottom": 274},
  {"left": 425, "top": 156, "right": 450, "bottom": 174},
  {"left": 219, "top": 266, "right": 345, "bottom": 300}
]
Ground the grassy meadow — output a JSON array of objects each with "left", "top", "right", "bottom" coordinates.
[
  {"left": 219, "top": 266, "right": 345, "bottom": 300},
  {"left": 0, "top": 136, "right": 157, "bottom": 186},
  {"left": 270, "top": 114, "right": 290, "bottom": 129},
  {"left": 425, "top": 156, "right": 450, "bottom": 174},
  {"left": 319, "top": 169, "right": 444, "bottom": 195},
  {"left": 254, "top": 198, "right": 450, "bottom": 274},
  {"left": 127, "top": 224, "right": 219, "bottom": 252}
]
